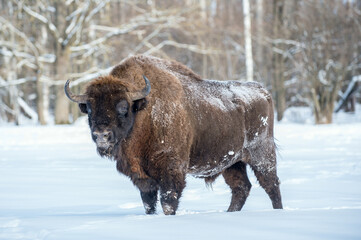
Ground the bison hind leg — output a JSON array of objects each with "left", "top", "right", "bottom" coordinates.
[
  {"left": 251, "top": 165, "right": 283, "bottom": 209},
  {"left": 247, "top": 142, "right": 283, "bottom": 209},
  {"left": 222, "top": 161, "right": 252, "bottom": 212}
]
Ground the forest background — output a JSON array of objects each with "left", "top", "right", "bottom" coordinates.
[{"left": 0, "top": 0, "right": 360, "bottom": 125}]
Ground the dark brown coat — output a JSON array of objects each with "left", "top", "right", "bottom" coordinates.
[{"left": 65, "top": 55, "right": 283, "bottom": 215}]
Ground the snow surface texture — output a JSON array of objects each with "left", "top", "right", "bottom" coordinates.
[{"left": 1, "top": 116, "right": 361, "bottom": 239}]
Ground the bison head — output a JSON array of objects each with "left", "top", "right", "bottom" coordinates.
[{"left": 65, "top": 75, "right": 151, "bottom": 158}]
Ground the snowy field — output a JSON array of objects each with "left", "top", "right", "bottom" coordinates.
[{"left": 1, "top": 112, "right": 361, "bottom": 240}]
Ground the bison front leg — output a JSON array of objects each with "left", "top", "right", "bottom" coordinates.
[
  {"left": 158, "top": 162, "right": 186, "bottom": 215},
  {"left": 159, "top": 180, "right": 185, "bottom": 215},
  {"left": 140, "top": 190, "right": 158, "bottom": 214},
  {"left": 132, "top": 178, "right": 159, "bottom": 214}
]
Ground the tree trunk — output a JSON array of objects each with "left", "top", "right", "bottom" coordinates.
[
  {"left": 202, "top": 53, "right": 208, "bottom": 78},
  {"left": 311, "top": 72, "right": 341, "bottom": 124},
  {"left": 54, "top": 47, "right": 71, "bottom": 124},
  {"left": 311, "top": 88, "right": 333, "bottom": 124},
  {"left": 36, "top": 75, "right": 48, "bottom": 125},
  {"left": 8, "top": 57, "right": 19, "bottom": 125},
  {"left": 243, "top": 0, "right": 253, "bottom": 82},
  {"left": 272, "top": 0, "right": 286, "bottom": 121},
  {"left": 8, "top": 29, "right": 19, "bottom": 125},
  {"left": 36, "top": 25, "right": 49, "bottom": 125},
  {"left": 256, "top": 0, "right": 264, "bottom": 82},
  {"left": 53, "top": 1, "right": 70, "bottom": 124},
  {"left": 200, "top": 0, "right": 207, "bottom": 21}
]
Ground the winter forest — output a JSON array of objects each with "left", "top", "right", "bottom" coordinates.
[
  {"left": 1, "top": 1, "right": 361, "bottom": 240},
  {"left": 0, "top": 0, "right": 360, "bottom": 125}
]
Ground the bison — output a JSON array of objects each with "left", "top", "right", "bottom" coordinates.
[{"left": 65, "top": 55, "right": 283, "bottom": 215}]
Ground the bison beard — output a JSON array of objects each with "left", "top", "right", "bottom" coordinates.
[
  {"left": 65, "top": 55, "right": 283, "bottom": 215},
  {"left": 97, "top": 144, "right": 114, "bottom": 158}
]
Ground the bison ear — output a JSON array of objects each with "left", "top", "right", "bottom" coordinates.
[
  {"left": 116, "top": 99, "right": 129, "bottom": 117},
  {"left": 79, "top": 103, "right": 88, "bottom": 114},
  {"left": 133, "top": 98, "right": 148, "bottom": 112}
]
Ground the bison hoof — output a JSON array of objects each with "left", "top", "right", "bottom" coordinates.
[
  {"left": 144, "top": 205, "right": 157, "bottom": 215},
  {"left": 162, "top": 204, "right": 176, "bottom": 215}
]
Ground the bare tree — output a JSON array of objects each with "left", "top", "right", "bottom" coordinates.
[
  {"left": 0, "top": 15, "right": 41, "bottom": 124},
  {"left": 292, "top": 0, "right": 360, "bottom": 123}
]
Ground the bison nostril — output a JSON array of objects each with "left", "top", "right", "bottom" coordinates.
[{"left": 107, "top": 131, "right": 114, "bottom": 142}]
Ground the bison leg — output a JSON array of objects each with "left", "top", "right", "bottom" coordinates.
[
  {"left": 140, "top": 190, "right": 158, "bottom": 214},
  {"left": 247, "top": 145, "right": 283, "bottom": 209},
  {"left": 222, "top": 161, "right": 252, "bottom": 212},
  {"left": 251, "top": 166, "right": 283, "bottom": 209},
  {"left": 159, "top": 169, "right": 186, "bottom": 215},
  {"left": 130, "top": 175, "right": 159, "bottom": 214},
  {"left": 159, "top": 184, "right": 185, "bottom": 215}
]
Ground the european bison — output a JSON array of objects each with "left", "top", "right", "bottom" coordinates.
[{"left": 65, "top": 55, "right": 283, "bottom": 215}]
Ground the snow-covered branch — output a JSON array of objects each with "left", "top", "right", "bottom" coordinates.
[
  {"left": 0, "top": 16, "right": 40, "bottom": 67},
  {"left": 20, "top": 4, "right": 60, "bottom": 41},
  {"left": 133, "top": 25, "right": 165, "bottom": 53},
  {"left": 144, "top": 40, "right": 222, "bottom": 55},
  {"left": 0, "top": 77, "right": 37, "bottom": 87},
  {"left": 0, "top": 42, "right": 53, "bottom": 72},
  {"left": 85, "top": 0, "right": 110, "bottom": 23},
  {"left": 335, "top": 75, "right": 361, "bottom": 112},
  {"left": 18, "top": 96, "right": 38, "bottom": 123},
  {"left": 70, "top": 10, "right": 186, "bottom": 53},
  {"left": 62, "top": 2, "right": 90, "bottom": 47},
  {"left": 57, "top": 66, "right": 113, "bottom": 87},
  {"left": 265, "top": 37, "right": 307, "bottom": 49},
  {"left": 66, "top": 5, "right": 85, "bottom": 21},
  {"left": 70, "top": 21, "right": 145, "bottom": 52}
]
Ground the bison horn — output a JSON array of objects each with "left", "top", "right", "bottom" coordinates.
[
  {"left": 64, "top": 79, "right": 88, "bottom": 103},
  {"left": 129, "top": 75, "right": 151, "bottom": 101}
]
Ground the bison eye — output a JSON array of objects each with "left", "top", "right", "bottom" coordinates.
[
  {"left": 116, "top": 100, "right": 129, "bottom": 117},
  {"left": 79, "top": 102, "right": 92, "bottom": 114},
  {"left": 79, "top": 103, "right": 88, "bottom": 114}
]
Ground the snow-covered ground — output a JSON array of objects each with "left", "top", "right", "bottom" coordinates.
[{"left": 1, "top": 113, "right": 361, "bottom": 239}]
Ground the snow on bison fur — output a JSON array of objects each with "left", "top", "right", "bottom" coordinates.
[{"left": 65, "top": 55, "right": 283, "bottom": 215}]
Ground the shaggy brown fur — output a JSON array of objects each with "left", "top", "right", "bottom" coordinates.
[{"left": 67, "top": 55, "right": 283, "bottom": 215}]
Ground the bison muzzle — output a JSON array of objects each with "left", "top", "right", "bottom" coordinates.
[{"left": 65, "top": 55, "right": 283, "bottom": 215}]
